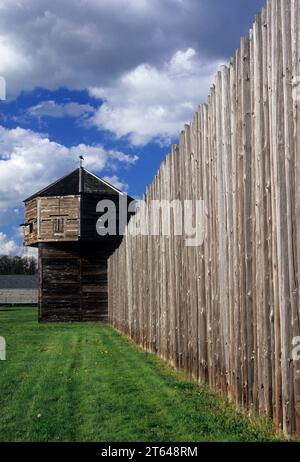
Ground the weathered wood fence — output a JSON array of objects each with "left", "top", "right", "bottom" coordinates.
[{"left": 108, "top": 0, "right": 300, "bottom": 437}]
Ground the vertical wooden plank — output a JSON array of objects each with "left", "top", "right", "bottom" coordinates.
[
  {"left": 291, "top": 0, "right": 300, "bottom": 434},
  {"left": 221, "top": 64, "right": 233, "bottom": 397},
  {"left": 199, "top": 105, "right": 208, "bottom": 383},
  {"left": 281, "top": 0, "right": 297, "bottom": 433},
  {"left": 253, "top": 11, "right": 267, "bottom": 413},
  {"left": 106, "top": 0, "right": 300, "bottom": 437},
  {"left": 261, "top": 4, "right": 273, "bottom": 416}
]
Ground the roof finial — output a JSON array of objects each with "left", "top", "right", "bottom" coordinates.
[{"left": 79, "top": 156, "right": 85, "bottom": 193}]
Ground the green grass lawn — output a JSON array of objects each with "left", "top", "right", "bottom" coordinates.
[{"left": 0, "top": 307, "right": 279, "bottom": 442}]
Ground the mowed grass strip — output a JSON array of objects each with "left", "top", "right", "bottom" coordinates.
[{"left": 0, "top": 308, "right": 278, "bottom": 442}]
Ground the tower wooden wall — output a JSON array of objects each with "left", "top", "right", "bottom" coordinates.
[
  {"left": 38, "top": 242, "right": 118, "bottom": 322},
  {"left": 23, "top": 168, "right": 134, "bottom": 322}
]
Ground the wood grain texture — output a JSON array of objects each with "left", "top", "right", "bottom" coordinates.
[
  {"left": 39, "top": 243, "right": 116, "bottom": 322},
  {"left": 108, "top": 0, "right": 300, "bottom": 438}
]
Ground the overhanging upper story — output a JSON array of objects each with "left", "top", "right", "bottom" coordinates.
[{"left": 23, "top": 168, "right": 135, "bottom": 247}]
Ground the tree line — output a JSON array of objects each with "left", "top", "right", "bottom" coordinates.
[{"left": 0, "top": 256, "right": 37, "bottom": 275}]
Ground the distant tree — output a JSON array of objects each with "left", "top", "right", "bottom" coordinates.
[
  {"left": 0, "top": 256, "right": 10, "bottom": 274},
  {"left": 28, "top": 258, "right": 37, "bottom": 275},
  {"left": 0, "top": 255, "right": 37, "bottom": 275}
]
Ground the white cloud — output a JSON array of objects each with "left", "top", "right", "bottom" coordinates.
[
  {"left": 0, "top": 0, "right": 258, "bottom": 99},
  {"left": 28, "top": 101, "right": 95, "bottom": 118},
  {"left": 0, "top": 0, "right": 194, "bottom": 96},
  {"left": 21, "top": 246, "right": 38, "bottom": 259},
  {"left": 0, "top": 125, "right": 138, "bottom": 223},
  {"left": 0, "top": 35, "right": 30, "bottom": 75},
  {"left": 103, "top": 175, "right": 128, "bottom": 192},
  {"left": 0, "top": 124, "right": 137, "bottom": 255},
  {"left": 0, "top": 232, "right": 20, "bottom": 256},
  {"left": 0, "top": 0, "right": 263, "bottom": 145},
  {"left": 0, "top": 231, "right": 39, "bottom": 258},
  {"left": 90, "top": 49, "right": 220, "bottom": 145}
]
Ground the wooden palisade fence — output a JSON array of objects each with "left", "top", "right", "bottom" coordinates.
[{"left": 108, "top": 0, "right": 300, "bottom": 437}]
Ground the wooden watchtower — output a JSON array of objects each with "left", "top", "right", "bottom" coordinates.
[{"left": 23, "top": 167, "right": 134, "bottom": 322}]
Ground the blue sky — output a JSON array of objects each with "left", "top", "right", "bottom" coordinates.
[{"left": 0, "top": 0, "right": 266, "bottom": 256}]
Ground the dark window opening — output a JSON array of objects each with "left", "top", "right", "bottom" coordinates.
[{"left": 53, "top": 217, "right": 65, "bottom": 234}]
